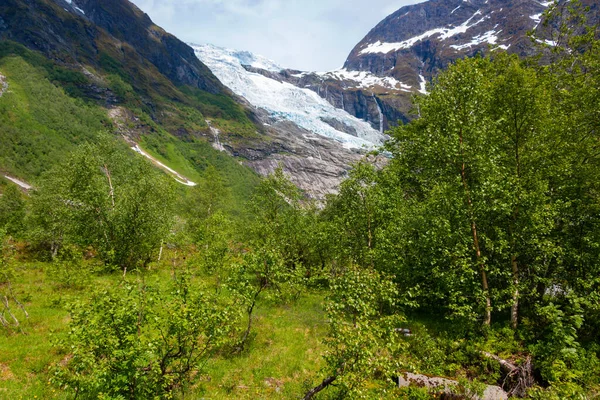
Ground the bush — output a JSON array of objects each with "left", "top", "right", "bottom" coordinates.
[{"left": 52, "top": 273, "right": 237, "bottom": 399}]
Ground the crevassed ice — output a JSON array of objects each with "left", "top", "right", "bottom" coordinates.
[{"left": 191, "top": 43, "right": 385, "bottom": 149}]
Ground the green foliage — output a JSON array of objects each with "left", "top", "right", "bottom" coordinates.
[
  {"left": 52, "top": 273, "right": 237, "bottom": 399},
  {"left": 247, "top": 167, "right": 323, "bottom": 274},
  {"left": 324, "top": 162, "right": 388, "bottom": 270},
  {"left": 45, "top": 244, "right": 92, "bottom": 290},
  {"left": 0, "top": 184, "right": 26, "bottom": 237},
  {"left": 0, "top": 54, "right": 109, "bottom": 178},
  {"left": 309, "top": 265, "right": 405, "bottom": 399},
  {"left": 29, "top": 136, "right": 176, "bottom": 271}
]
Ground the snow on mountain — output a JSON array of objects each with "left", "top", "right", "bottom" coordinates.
[
  {"left": 293, "top": 68, "right": 413, "bottom": 92},
  {"left": 190, "top": 43, "right": 385, "bottom": 150},
  {"left": 359, "top": 9, "right": 491, "bottom": 55}
]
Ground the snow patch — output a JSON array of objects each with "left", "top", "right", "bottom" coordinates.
[
  {"left": 313, "top": 68, "right": 412, "bottom": 91},
  {"left": 450, "top": 30, "right": 500, "bottom": 50},
  {"left": 535, "top": 38, "right": 557, "bottom": 46},
  {"left": 131, "top": 145, "right": 197, "bottom": 186},
  {"left": 418, "top": 74, "right": 428, "bottom": 95},
  {"left": 3, "top": 175, "right": 32, "bottom": 190},
  {"left": 360, "top": 10, "right": 489, "bottom": 54},
  {"left": 191, "top": 43, "right": 385, "bottom": 149}
]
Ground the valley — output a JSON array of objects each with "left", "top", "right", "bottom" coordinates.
[{"left": 0, "top": 0, "right": 599, "bottom": 399}]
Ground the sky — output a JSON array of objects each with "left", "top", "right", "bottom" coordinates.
[{"left": 129, "top": 0, "right": 424, "bottom": 71}]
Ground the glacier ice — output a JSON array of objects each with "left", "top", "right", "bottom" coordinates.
[{"left": 190, "top": 43, "right": 385, "bottom": 150}]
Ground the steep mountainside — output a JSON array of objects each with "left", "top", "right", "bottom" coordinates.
[
  {"left": 275, "top": 0, "right": 597, "bottom": 130},
  {"left": 346, "top": 0, "right": 554, "bottom": 85},
  {"left": 0, "top": 0, "right": 384, "bottom": 198},
  {"left": 0, "top": 0, "right": 262, "bottom": 207}
]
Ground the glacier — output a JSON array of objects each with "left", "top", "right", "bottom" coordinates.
[{"left": 190, "top": 43, "right": 385, "bottom": 150}]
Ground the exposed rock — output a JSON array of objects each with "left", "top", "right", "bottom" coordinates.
[
  {"left": 0, "top": 72, "right": 8, "bottom": 98},
  {"left": 228, "top": 110, "right": 370, "bottom": 199},
  {"left": 397, "top": 372, "right": 508, "bottom": 400}
]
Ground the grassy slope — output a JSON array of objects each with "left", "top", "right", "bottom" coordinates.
[
  {"left": 0, "top": 55, "right": 108, "bottom": 179},
  {"left": 0, "top": 46, "right": 260, "bottom": 212},
  {"left": 0, "top": 255, "right": 327, "bottom": 399}
]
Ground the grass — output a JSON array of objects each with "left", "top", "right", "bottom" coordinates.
[
  {"left": 0, "top": 55, "right": 108, "bottom": 180},
  {"left": 0, "top": 252, "right": 328, "bottom": 399},
  {"left": 0, "top": 46, "right": 260, "bottom": 213},
  {"left": 200, "top": 294, "right": 327, "bottom": 399}
]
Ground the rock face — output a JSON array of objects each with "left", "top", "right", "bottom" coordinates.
[
  {"left": 273, "top": 0, "right": 598, "bottom": 130},
  {"left": 346, "top": 0, "right": 550, "bottom": 81},
  {"left": 0, "top": 0, "right": 226, "bottom": 96},
  {"left": 73, "top": 0, "right": 223, "bottom": 94}
]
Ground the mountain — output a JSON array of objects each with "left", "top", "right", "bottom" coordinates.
[
  {"left": 346, "top": 0, "right": 554, "bottom": 84},
  {"left": 0, "top": 0, "right": 385, "bottom": 199},
  {"left": 191, "top": 44, "right": 387, "bottom": 198},
  {"left": 263, "top": 0, "right": 597, "bottom": 130},
  {"left": 0, "top": 0, "right": 263, "bottom": 208}
]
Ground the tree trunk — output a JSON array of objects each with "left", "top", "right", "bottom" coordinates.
[
  {"left": 510, "top": 255, "right": 519, "bottom": 329},
  {"left": 303, "top": 376, "right": 336, "bottom": 400},
  {"left": 459, "top": 130, "right": 491, "bottom": 326},
  {"left": 510, "top": 117, "right": 522, "bottom": 330}
]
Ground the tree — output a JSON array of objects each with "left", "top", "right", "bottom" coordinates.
[
  {"left": 227, "top": 245, "right": 301, "bottom": 352},
  {"left": 304, "top": 265, "right": 404, "bottom": 399},
  {"left": 324, "top": 162, "right": 386, "bottom": 269},
  {"left": 383, "top": 57, "right": 499, "bottom": 326},
  {"left": 29, "top": 136, "right": 176, "bottom": 272}
]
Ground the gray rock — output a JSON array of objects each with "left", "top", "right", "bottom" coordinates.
[{"left": 397, "top": 372, "right": 508, "bottom": 400}]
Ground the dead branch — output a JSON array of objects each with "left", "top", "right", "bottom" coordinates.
[
  {"left": 481, "top": 352, "right": 534, "bottom": 398},
  {"left": 7, "top": 280, "right": 28, "bottom": 319},
  {"left": 103, "top": 164, "right": 115, "bottom": 209},
  {"left": 303, "top": 375, "right": 336, "bottom": 400}
]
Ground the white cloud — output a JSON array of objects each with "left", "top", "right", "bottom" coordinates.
[{"left": 129, "top": 0, "right": 424, "bottom": 71}]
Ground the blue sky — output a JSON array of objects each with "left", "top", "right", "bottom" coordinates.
[{"left": 129, "top": 0, "right": 423, "bottom": 71}]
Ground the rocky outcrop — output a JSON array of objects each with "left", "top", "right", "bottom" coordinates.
[
  {"left": 221, "top": 109, "right": 376, "bottom": 199},
  {"left": 0, "top": 72, "right": 7, "bottom": 98},
  {"left": 397, "top": 372, "right": 508, "bottom": 400}
]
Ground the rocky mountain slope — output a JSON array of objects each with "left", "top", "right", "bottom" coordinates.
[
  {"left": 258, "top": 0, "right": 596, "bottom": 130},
  {"left": 0, "top": 0, "right": 386, "bottom": 199},
  {"left": 346, "top": 0, "right": 557, "bottom": 85}
]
